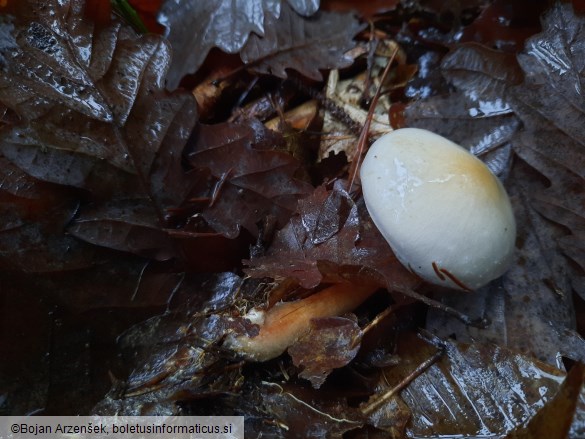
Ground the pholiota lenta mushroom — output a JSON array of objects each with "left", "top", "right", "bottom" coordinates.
[
  {"left": 225, "top": 128, "right": 516, "bottom": 362},
  {"left": 360, "top": 128, "right": 516, "bottom": 291}
]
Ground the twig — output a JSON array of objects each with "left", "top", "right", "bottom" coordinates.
[
  {"left": 347, "top": 45, "right": 398, "bottom": 193},
  {"left": 361, "top": 347, "right": 444, "bottom": 415},
  {"left": 287, "top": 76, "right": 363, "bottom": 137}
]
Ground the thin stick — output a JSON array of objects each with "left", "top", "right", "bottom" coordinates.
[
  {"left": 361, "top": 348, "right": 444, "bottom": 415},
  {"left": 347, "top": 45, "right": 398, "bottom": 193},
  {"left": 394, "top": 286, "right": 489, "bottom": 327}
]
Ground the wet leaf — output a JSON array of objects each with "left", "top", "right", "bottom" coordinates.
[
  {"left": 188, "top": 118, "right": 312, "bottom": 238},
  {"left": 509, "top": 2, "right": 585, "bottom": 297},
  {"left": 0, "top": 0, "right": 198, "bottom": 202},
  {"left": 506, "top": 363, "right": 585, "bottom": 439},
  {"left": 406, "top": 43, "right": 522, "bottom": 176},
  {"left": 0, "top": 0, "right": 202, "bottom": 258},
  {"left": 460, "top": 0, "right": 545, "bottom": 52},
  {"left": 368, "top": 334, "right": 568, "bottom": 437},
  {"left": 258, "top": 381, "right": 364, "bottom": 438},
  {"left": 246, "top": 182, "right": 418, "bottom": 290},
  {"left": 288, "top": 316, "right": 362, "bottom": 388},
  {"left": 319, "top": 67, "right": 391, "bottom": 161},
  {"left": 158, "top": 0, "right": 321, "bottom": 88},
  {"left": 94, "top": 272, "right": 245, "bottom": 415},
  {"left": 241, "top": 3, "right": 364, "bottom": 80},
  {"left": 67, "top": 198, "right": 177, "bottom": 261}
]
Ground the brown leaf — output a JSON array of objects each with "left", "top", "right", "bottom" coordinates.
[
  {"left": 370, "top": 334, "right": 567, "bottom": 437},
  {"left": 508, "top": 2, "right": 585, "bottom": 296},
  {"left": 188, "top": 119, "right": 312, "bottom": 238},
  {"left": 0, "top": 0, "right": 201, "bottom": 257},
  {"left": 460, "top": 0, "right": 545, "bottom": 52},
  {"left": 67, "top": 198, "right": 176, "bottom": 261},
  {"left": 246, "top": 182, "right": 418, "bottom": 290},
  {"left": 406, "top": 43, "right": 522, "bottom": 174},
  {"left": 241, "top": 3, "right": 364, "bottom": 80},
  {"left": 258, "top": 381, "right": 363, "bottom": 437},
  {"left": 158, "top": 0, "right": 321, "bottom": 88},
  {"left": 288, "top": 316, "right": 362, "bottom": 388},
  {"left": 506, "top": 363, "right": 585, "bottom": 439}
]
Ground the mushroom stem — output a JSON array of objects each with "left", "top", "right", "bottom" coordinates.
[{"left": 226, "top": 283, "right": 378, "bottom": 362}]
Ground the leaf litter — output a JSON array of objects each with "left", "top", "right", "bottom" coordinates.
[{"left": 1, "top": 0, "right": 585, "bottom": 437}]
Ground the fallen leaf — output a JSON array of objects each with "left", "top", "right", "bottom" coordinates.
[
  {"left": 94, "top": 272, "right": 245, "bottom": 414},
  {"left": 257, "top": 381, "right": 363, "bottom": 438},
  {"left": 506, "top": 363, "right": 585, "bottom": 439},
  {"left": 158, "top": 0, "right": 322, "bottom": 88},
  {"left": 0, "top": 0, "right": 204, "bottom": 258},
  {"left": 509, "top": 2, "right": 585, "bottom": 297},
  {"left": 319, "top": 68, "right": 391, "bottom": 161},
  {"left": 246, "top": 182, "right": 418, "bottom": 290},
  {"left": 288, "top": 316, "right": 362, "bottom": 388},
  {"left": 460, "top": 0, "right": 545, "bottom": 51},
  {"left": 67, "top": 198, "right": 176, "bottom": 261},
  {"left": 405, "top": 43, "right": 522, "bottom": 177},
  {"left": 188, "top": 118, "right": 312, "bottom": 238},
  {"left": 367, "top": 334, "right": 568, "bottom": 437},
  {"left": 241, "top": 3, "right": 363, "bottom": 80}
]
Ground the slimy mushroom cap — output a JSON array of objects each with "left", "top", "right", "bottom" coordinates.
[{"left": 360, "top": 128, "right": 516, "bottom": 291}]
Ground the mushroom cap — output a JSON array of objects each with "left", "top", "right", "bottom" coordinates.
[{"left": 360, "top": 128, "right": 516, "bottom": 291}]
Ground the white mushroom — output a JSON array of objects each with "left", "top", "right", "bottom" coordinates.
[{"left": 360, "top": 128, "right": 516, "bottom": 291}]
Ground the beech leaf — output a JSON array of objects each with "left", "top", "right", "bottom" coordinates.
[
  {"left": 67, "top": 199, "right": 176, "bottom": 261},
  {"left": 0, "top": 0, "right": 201, "bottom": 258},
  {"left": 369, "top": 334, "right": 568, "bottom": 437},
  {"left": 0, "top": 0, "right": 198, "bottom": 202},
  {"left": 405, "top": 43, "right": 522, "bottom": 176}
]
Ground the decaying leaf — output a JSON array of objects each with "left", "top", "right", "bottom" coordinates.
[
  {"left": 406, "top": 43, "right": 522, "bottom": 177},
  {"left": 459, "top": 0, "right": 544, "bottom": 52},
  {"left": 366, "top": 334, "right": 569, "bottom": 437},
  {"left": 67, "top": 198, "right": 176, "bottom": 261},
  {"left": 509, "top": 2, "right": 585, "bottom": 297},
  {"left": 241, "top": 3, "right": 364, "bottom": 80},
  {"left": 0, "top": 0, "right": 207, "bottom": 260},
  {"left": 245, "top": 182, "right": 418, "bottom": 290},
  {"left": 319, "top": 68, "right": 391, "bottom": 161},
  {"left": 318, "top": 39, "right": 413, "bottom": 161},
  {"left": 0, "top": 0, "right": 198, "bottom": 200},
  {"left": 188, "top": 118, "right": 313, "bottom": 238},
  {"left": 288, "top": 316, "right": 362, "bottom": 388},
  {"left": 256, "top": 381, "right": 364, "bottom": 437},
  {"left": 158, "top": 0, "right": 322, "bottom": 88},
  {"left": 94, "top": 272, "right": 245, "bottom": 415},
  {"left": 506, "top": 363, "right": 585, "bottom": 439}
]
